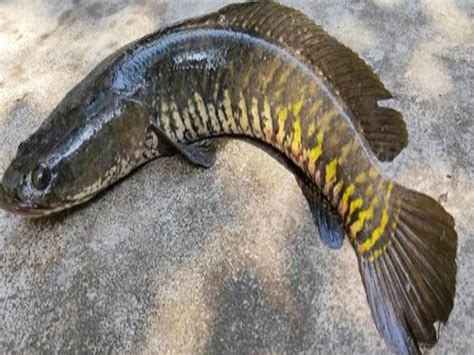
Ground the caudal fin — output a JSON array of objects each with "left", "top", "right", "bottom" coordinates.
[{"left": 357, "top": 184, "right": 457, "bottom": 354}]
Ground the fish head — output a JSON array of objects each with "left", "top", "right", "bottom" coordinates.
[{"left": 0, "top": 75, "right": 151, "bottom": 217}]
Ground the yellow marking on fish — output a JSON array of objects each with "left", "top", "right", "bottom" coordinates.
[
  {"left": 161, "top": 100, "right": 172, "bottom": 137},
  {"left": 292, "top": 99, "right": 304, "bottom": 117},
  {"left": 238, "top": 93, "right": 250, "bottom": 134},
  {"left": 187, "top": 99, "right": 195, "bottom": 116},
  {"left": 355, "top": 172, "right": 366, "bottom": 184},
  {"left": 181, "top": 108, "right": 196, "bottom": 140},
  {"left": 349, "top": 198, "right": 363, "bottom": 216},
  {"left": 366, "top": 185, "right": 374, "bottom": 198},
  {"left": 240, "top": 72, "right": 252, "bottom": 93},
  {"left": 194, "top": 92, "right": 208, "bottom": 135},
  {"left": 218, "top": 107, "right": 230, "bottom": 133},
  {"left": 262, "top": 97, "right": 273, "bottom": 140},
  {"left": 207, "top": 103, "right": 220, "bottom": 134},
  {"left": 319, "top": 108, "right": 338, "bottom": 127},
  {"left": 325, "top": 159, "right": 338, "bottom": 185},
  {"left": 357, "top": 182, "right": 395, "bottom": 254},
  {"left": 223, "top": 89, "right": 237, "bottom": 133},
  {"left": 170, "top": 101, "right": 184, "bottom": 141},
  {"left": 368, "top": 243, "right": 389, "bottom": 263},
  {"left": 213, "top": 83, "right": 219, "bottom": 102},
  {"left": 276, "top": 106, "right": 288, "bottom": 145},
  {"left": 277, "top": 68, "right": 292, "bottom": 87},
  {"left": 339, "top": 142, "right": 352, "bottom": 164},
  {"left": 161, "top": 100, "right": 169, "bottom": 113},
  {"left": 368, "top": 167, "right": 378, "bottom": 179},
  {"left": 333, "top": 181, "right": 344, "bottom": 204},
  {"left": 349, "top": 196, "right": 380, "bottom": 239},
  {"left": 291, "top": 119, "right": 302, "bottom": 155},
  {"left": 340, "top": 184, "right": 355, "bottom": 215},
  {"left": 307, "top": 82, "right": 318, "bottom": 96},
  {"left": 307, "top": 131, "right": 324, "bottom": 175},
  {"left": 384, "top": 182, "right": 395, "bottom": 210},
  {"left": 358, "top": 211, "right": 389, "bottom": 253},
  {"left": 306, "top": 107, "right": 335, "bottom": 167},
  {"left": 251, "top": 97, "right": 262, "bottom": 138}
]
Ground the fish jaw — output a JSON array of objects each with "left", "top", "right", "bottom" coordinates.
[{"left": 0, "top": 181, "right": 58, "bottom": 218}]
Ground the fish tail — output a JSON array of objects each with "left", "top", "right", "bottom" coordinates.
[{"left": 355, "top": 183, "right": 457, "bottom": 354}]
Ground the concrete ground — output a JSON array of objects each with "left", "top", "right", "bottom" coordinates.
[{"left": 0, "top": 0, "right": 472, "bottom": 353}]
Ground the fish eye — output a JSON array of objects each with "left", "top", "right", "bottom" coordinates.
[{"left": 31, "top": 163, "right": 52, "bottom": 191}]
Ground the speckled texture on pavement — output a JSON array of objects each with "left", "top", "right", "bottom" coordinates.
[{"left": 0, "top": 1, "right": 473, "bottom": 353}]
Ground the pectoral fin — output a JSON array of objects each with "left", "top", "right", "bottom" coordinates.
[{"left": 149, "top": 125, "right": 216, "bottom": 168}]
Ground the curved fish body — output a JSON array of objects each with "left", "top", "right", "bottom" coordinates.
[{"left": 0, "top": 3, "right": 457, "bottom": 354}]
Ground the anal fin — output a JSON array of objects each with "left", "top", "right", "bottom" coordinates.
[
  {"left": 296, "top": 176, "right": 345, "bottom": 249},
  {"left": 232, "top": 137, "right": 345, "bottom": 249}
]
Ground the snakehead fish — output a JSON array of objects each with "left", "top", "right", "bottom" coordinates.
[{"left": 0, "top": 3, "right": 457, "bottom": 354}]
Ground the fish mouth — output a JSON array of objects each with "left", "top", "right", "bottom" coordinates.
[{"left": 0, "top": 182, "right": 55, "bottom": 218}]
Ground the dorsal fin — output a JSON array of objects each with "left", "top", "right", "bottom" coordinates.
[{"left": 190, "top": 2, "right": 408, "bottom": 161}]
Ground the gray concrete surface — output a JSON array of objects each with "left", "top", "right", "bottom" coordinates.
[{"left": 0, "top": 0, "right": 473, "bottom": 353}]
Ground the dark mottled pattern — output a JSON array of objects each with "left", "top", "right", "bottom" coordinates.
[{"left": 149, "top": 27, "right": 382, "bottom": 228}]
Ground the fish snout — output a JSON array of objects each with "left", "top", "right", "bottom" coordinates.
[
  {"left": 0, "top": 180, "right": 14, "bottom": 213},
  {"left": 0, "top": 171, "right": 44, "bottom": 217}
]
